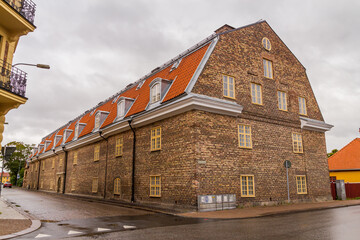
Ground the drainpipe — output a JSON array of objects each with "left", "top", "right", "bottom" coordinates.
[
  {"left": 36, "top": 157, "right": 40, "bottom": 190},
  {"left": 128, "top": 117, "right": 136, "bottom": 203},
  {"left": 62, "top": 146, "right": 68, "bottom": 194},
  {"left": 99, "top": 131, "right": 108, "bottom": 199}
]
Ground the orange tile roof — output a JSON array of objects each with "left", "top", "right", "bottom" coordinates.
[
  {"left": 35, "top": 37, "right": 212, "bottom": 151},
  {"left": 328, "top": 138, "right": 360, "bottom": 170}
]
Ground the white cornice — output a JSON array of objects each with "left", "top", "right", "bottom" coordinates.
[
  {"left": 300, "top": 116, "right": 333, "bottom": 132},
  {"left": 37, "top": 93, "right": 243, "bottom": 157}
]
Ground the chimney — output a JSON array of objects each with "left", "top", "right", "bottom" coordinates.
[{"left": 215, "top": 24, "right": 235, "bottom": 34}]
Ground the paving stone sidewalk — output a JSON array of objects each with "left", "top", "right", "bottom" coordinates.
[
  {"left": 179, "top": 199, "right": 360, "bottom": 219},
  {"left": 0, "top": 197, "right": 40, "bottom": 239}
]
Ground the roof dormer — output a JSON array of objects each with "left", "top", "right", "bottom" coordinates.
[
  {"left": 74, "top": 122, "right": 86, "bottom": 140},
  {"left": 38, "top": 144, "right": 44, "bottom": 154},
  {"left": 63, "top": 129, "right": 73, "bottom": 144},
  {"left": 148, "top": 78, "right": 172, "bottom": 109},
  {"left": 54, "top": 134, "right": 62, "bottom": 148},
  {"left": 115, "top": 97, "right": 135, "bottom": 121},
  {"left": 93, "top": 111, "right": 109, "bottom": 132},
  {"left": 44, "top": 140, "right": 52, "bottom": 151}
]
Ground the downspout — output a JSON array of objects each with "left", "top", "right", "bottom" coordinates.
[
  {"left": 36, "top": 157, "right": 40, "bottom": 190},
  {"left": 128, "top": 117, "right": 136, "bottom": 203},
  {"left": 99, "top": 131, "right": 108, "bottom": 199},
  {"left": 61, "top": 146, "right": 68, "bottom": 194}
]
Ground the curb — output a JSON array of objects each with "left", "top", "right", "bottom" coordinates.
[
  {"left": 0, "top": 198, "right": 41, "bottom": 239},
  {"left": 0, "top": 220, "right": 41, "bottom": 240}
]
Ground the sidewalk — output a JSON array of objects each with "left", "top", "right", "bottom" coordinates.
[
  {"left": 178, "top": 199, "right": 360, "bottom": 219},
  {"left": 0, "top": 197, "right": 41, "bottom": 239}
]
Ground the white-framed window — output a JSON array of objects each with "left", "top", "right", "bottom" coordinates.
[
  {"left": 251, "top": 83, "right": 262, "bottom": 105},
  {"left": 117, "top": 100, "right": 125, "bottom": 118},
  {"left": 151, "top": 83, "right": 161, "bottom": 103},
  {"left": 277, "top": 91, "right": 287, "bottom": 111},
  {"left": 94, "top": 112, "right": 101, "bottom": 129},
  {"left": 298, "top": 97, "right": 307, "bottom": 115}
]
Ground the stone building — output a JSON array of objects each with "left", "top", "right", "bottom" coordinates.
[{"left": 23, "top": 21, "right": 333, "bottom": 210}]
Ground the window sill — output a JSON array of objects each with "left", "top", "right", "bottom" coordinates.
[
  {"left": 223, "top": 95, "right": 236, "bottom": 100},
  {"left": 241, "top": 195, "right": 255, "bottom": 198},
  {"left": 150, "top": 195, "right": 161, "bottom": 198},
  {"left": 151, "top": 149, "right": 161, "bottom": 152}
]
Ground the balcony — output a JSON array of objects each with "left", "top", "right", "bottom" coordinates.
[
  {"left": 0, "top": 59, "right": 27, "bottom": 97},
  {"left": 3, "top": 0, "right": 36, "bottom": 24}
]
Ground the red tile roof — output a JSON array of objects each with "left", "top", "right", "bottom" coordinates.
[{"left": 328, "top": 138, "right": 360, "bottom": 170}]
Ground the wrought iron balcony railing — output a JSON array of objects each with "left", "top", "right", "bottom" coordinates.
[
  {"left": 0, "top": 59, "right": 27, "bottom": 97},
  {"left": 3, "top": 0, "right": 36, "bottom": 24}
]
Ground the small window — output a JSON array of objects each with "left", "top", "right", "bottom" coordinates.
[
  {"left": 278, "top": 91, "right": 287, "bottom": 111},
  {"left": 296, "top": 175, "right": 307, "bottom": 194},
  {"left": 223, "top": 75, "right": 235, "bottom": 99},
  {"left": 74, "top": 123, "right": 79, "bottom": 139},
  {"left": 298, "top": 97, "right": 307, "bottom": 115},
  {"left": 73, "top": 152, "right": 78, "bottom": 165},
  {"left": 117, "top": 100, "right": 125, "bottom": 118},
  {"left": 151, "top": 83, "right": 161, "bottom": 103},
  {"left": 292, "top": 133, "right": 303, "bottom": 153},
  {"left": 330, "top": 176, "right": 337, "bottom": 183},
  {"left": 94, "top": 112, "right": 101, "bottom": 129},
  {"left": 92, "top": 177, "right": 98, "bottom": 193},
  {"left": 94, "top": 144, "right": 100, "bottom": 161},
  {"left": 263, "top": 59, "right": 273, "bottom": 79},
  {"left": 71, "top": 180, "right": 76, "bottom": 191},
  {"left": 241, "top": 175, "right": 255, "bottom": 197},
  {"left": 114, "top": 178, "right": 121, "bottom": 195},
  {"left": 151, "top": 127, "right": 161, "bottom": 151},
  {"left": 251, "top": 83, "right": 262, "bottom": 105},
  {"left": 59, "top": 157, "right": 63, "bottom": 167},
  {"left": 238, "top": 125, "right": 252, "bottom": 148},
  {"left": 115, "top": 137, "right": 123, "bottom": 157},
  {"left": 262, "top": 37, "right": 271, "bottom": 51},
  {"left": 42, "top": 161, "right": 45, "bottom": 171},
  {"left": 52, "top": 159, "right": 55, "bottom": 169},
  {"left": 150, "top": 175, "right": 161, "bottom": 197}
]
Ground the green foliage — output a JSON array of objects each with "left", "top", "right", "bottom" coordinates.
[
  {"left": 327, "top": 149, "right": 338, "bottom": 158},
  {"left": 2, "top": 141, "right": 33, "bottom": 186}
]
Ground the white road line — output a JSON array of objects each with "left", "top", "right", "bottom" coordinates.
[
  {"left": 123, "top": 225, "right": 136, "bottom": 229},
  {"left": 35, "top": 234, "right": 51, "bottom": 238},
  {"left": 68, "top": 230, "right": 83, "bottom": 235},
  {"left": 97, "top": 228, "right": 111, "bottom": 232}
]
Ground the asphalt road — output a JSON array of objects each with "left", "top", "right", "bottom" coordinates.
[{"left": 3, "top": 188, "right": 360, "bottom": 239}]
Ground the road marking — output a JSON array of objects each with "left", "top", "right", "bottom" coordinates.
[
  {"left": 35, "top": 234, "right": 51, "bottom": 238},
  {"left": 68, "top": 230, "right": 83, "bottom": 235},
  {"left": 123, "top": 225, "right": 136, "bottom": 229},
  {"left": 97, "top": 228, "right": 111, "bottom": 232}
]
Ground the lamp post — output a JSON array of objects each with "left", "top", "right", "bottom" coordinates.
[{"left": 12, "top": 63, "right": 50, "bottom": 69}]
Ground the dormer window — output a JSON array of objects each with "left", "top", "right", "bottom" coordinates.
[
  {"left": 151, "top": 83, "right": 161, "bottom": 103},
  {"left": 94, "top": 112, "right": 101, "bottom": 129},
  {"left": 45, "top": 140, "right": 51, "bottom": 150},
  {"left": 148, "top": 78, "right": 172, "bottom": 108},
  {"left": 115, "top": 97, "right": 135, "bottom": 121},
  {"left": 93, "top": 111, "right": 110, "bottom": 131},
  {"left": 117, "top": 100, "right": 125, "bottom": 118}
]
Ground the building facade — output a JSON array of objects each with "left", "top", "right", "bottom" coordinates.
[
  {"left": 0, "top": 0, "right": 36, "bottom": 147},
  {"left": 24, "top": 21, "right": 333, "bottom": 209},
  {"left": 1, "top": 172, "right": 9, "bottom": 183}
]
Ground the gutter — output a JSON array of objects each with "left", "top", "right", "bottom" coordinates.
[
  {"left": 61, "top": 146, "right": 68, "bottom": 194},
  {"left": 128, "top": 117, "right": 136, "bottom": 202},
  {"left": 99, "top": 131, "right": 109, "bottom": 199}
]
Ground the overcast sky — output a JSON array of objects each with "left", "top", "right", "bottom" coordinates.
[{"left": 3, "top": 0, "right": 360, "bottom": 152}]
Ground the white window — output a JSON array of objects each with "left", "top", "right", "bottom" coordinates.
[
  {"left": 151, "top": 83, "right": 161, "bottom": 103},
  {"left": 94, "top": 112, "right": 101, "bottom": 129},
  {"left": 74, "top": 123, "right": 79, "bottom": 139},
  {"left": 117, "top": 100, "right": 125, "bottom": 118}
]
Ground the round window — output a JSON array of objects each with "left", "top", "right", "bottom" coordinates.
[{"left": 262, "top": 37, "right": 271, "bottom": 51}]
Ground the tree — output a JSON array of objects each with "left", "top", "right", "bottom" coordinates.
[
  {"left": 327, "top": 149, "right": 338, "bottom": 158},
  {"left": 3, "top": 141, "right": 33, "bottom": 186}
]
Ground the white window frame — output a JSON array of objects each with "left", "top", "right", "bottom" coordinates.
[
  {"left": 117, "top": 100, "right": 125, "bottom": 118},
  {"left": 94, "top": 112, "right": 101, "bottom": 129},
  {"left": 151, "top": 83, "right": 161, "bottom": 103}
]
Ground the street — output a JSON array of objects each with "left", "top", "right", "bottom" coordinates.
[{"left": 2, "top": 188, "right": 360, "bottom": 239}]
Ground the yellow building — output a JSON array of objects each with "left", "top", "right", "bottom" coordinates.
[
  {"left": 1, "top": 172, "right": 10, "bottom": 183},
  {"left": 0, "top": 0, "right": 36, "bottom": 147},
  {"left": 328, "top": 138, "right": 360, "bottom": 183}
]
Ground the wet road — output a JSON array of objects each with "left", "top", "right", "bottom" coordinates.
[{"left": 3, "top": 188, "right": 360, "bottom": 239}]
